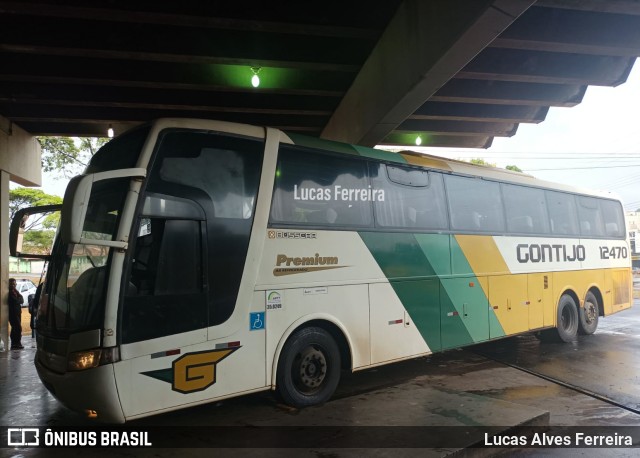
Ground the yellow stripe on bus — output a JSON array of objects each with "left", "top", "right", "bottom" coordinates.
[
  {"left": 454, "top": 235, "right": 529, "bottom": 335},
  {"left": 455, "top": 235, "right": 510, "bottom": 275},
  {"left": 400, "top": 152, "right": 452, "bottom": 171}
]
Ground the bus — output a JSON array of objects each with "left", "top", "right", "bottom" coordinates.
[{"left": 11, "top": 118, "right": 632, "bottom": 423}]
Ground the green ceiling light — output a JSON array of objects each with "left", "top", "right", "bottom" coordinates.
[
  {"left": 251, "top": 67, "right": 261, "bottom": 88},
  {"left": 415, "top": 135, "right": 422, "bottom": 146}
]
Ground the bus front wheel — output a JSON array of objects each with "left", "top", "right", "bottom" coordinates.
[
  {"left": 537, "top": 294, "right": 579, "bottom": 343},
  {"left": 276, "top": 326, "right": 341, "bottom": 408},
  {"left": 578, "top": 291, "right": 599, "bottom": 335}
]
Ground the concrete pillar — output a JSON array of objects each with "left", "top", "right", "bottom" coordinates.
[
  {"left": 0, "top": 117, "right": 42, "bottom": 351},
  {"left": 1, "top": 170, "right": 8, "bottom": 350}
]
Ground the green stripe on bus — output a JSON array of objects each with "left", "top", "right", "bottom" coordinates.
[
  {"left": 360, "top": 232, "right": 506, "bottom": 351},
  {"left": 448, "top": 237, "right": 506, "bottom": 342},
  {"left": 352, "top": 145, "right": 407, "bottom": 164},
  {"left": 360, "top": 232, "right": 468, "bottom": 351},
  {"left": 360, "top": 232, "right": 438, "bottom": 279}
]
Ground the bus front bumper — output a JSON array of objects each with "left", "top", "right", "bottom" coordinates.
[{"left": 35, "top": 354, "right": 126, "bottom": 424}]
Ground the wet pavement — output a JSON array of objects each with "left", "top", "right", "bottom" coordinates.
[
  {"left": 474, "top": 309, "right": 640, "bottom": 415},
  {"left": 2, "top": 300, "right": 640, "bottom": 457}
]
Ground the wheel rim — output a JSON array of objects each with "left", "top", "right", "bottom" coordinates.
[
  {"left": 584, "top": 301, "right": 597, "bottom": 325},
  {"left": 560, "top": 304, "right": 575, "bottom": 331},
  {"left": 292, "top": 346, "right": 327, "bottom": 394}
]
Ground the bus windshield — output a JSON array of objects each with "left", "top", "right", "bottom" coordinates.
[
  {"left": 39, "top": 181, "right": 132, "bottom": 336},
  {"left": 37, "top": 126, "right": 150, "bottom": 336}
]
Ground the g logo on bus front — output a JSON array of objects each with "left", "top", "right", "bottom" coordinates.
[{"left": 172, "top": 349, "right": 237, "bottom": 394}]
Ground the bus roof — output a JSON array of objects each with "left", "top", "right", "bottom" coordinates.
[
  {"left": 147, "top": 119, "right": 622, "bottom": 203},
  {"left": 282, "top": 131, "right": 622, "bottom": 203}
]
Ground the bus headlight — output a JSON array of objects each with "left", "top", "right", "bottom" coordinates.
[
  {"left": 68, "top": 350, "right": 101, "bottom": 371},
  {"left": 67, "top": 347, "right": 119, "bottom": 371}
]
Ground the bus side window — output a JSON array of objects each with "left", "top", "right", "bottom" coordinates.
[
  {"left": 546, "top": 191, "right": 579, "bottom": 236},
  {"left": 577, "top": 196, "right": 605, "bottom": 237},
  {"left": 600, "top": 199, "right": 625, "bottom": 238},
  {"left": 502, "top": 183, "right": 549, "bottom": 234},
  {"left": 270, "top": 146, "right": 373, "bottom": 228},
  {"left": 445, "top": 175, "right": 505, "bottom": 233},
  {"left": 370, "top": 164, "right": 448, "bottom": 231}
]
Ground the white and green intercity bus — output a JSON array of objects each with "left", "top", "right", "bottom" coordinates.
[{"left": 11, "top": 119, "right": 632, "bottom": 423}]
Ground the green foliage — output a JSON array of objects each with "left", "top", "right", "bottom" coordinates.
[
  {"left": 9, "top": 188, "right": 62, "bottom": 252},
  {"left": 9, "top": 188, "right": 62, "bottom": 222},
  {"left": 23, "top": 229, "right": 57, "bottom": 254},
  {"left": 469, "top": 158, "right": 496, "bottom": 167},
  {"left": 79, "top": 137, "right": 108, "bottom": 157},
  {"left": 12, "top": 136, "right": 107, "bottom": 254},
  {"left": 38, "top": 137, "right": 108, "bottom": 176},
  {"left": 467, "top": 158, "right": 523, "bottom": 173}
]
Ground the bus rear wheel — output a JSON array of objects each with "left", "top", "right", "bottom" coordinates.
[
  {"left": 578, "top": 291, "right": 599, "bottom": 335},
  {"left": 555, "top": 294, "right": 579, "bottom": 342},
  {"left": 276, "top": 327, "right": 341, "bottom": 408}
]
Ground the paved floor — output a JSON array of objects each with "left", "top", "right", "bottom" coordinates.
[{"left": 2, "top": 301, "right": 640, "bottom": 457}]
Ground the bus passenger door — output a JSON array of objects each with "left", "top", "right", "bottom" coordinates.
[
  {"left": 116, "top": 216, "right": 210, "bottom": 418},
  {"left": 115, "top": 129, "right": 266, "bottom": 419}
]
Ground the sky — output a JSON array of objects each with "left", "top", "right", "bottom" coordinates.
[
  {"left": 419, "top": 58, "right": 640, "bottom": 212},
  {"left": 37, "top": 58, "right": 640, "bottom": 210}
]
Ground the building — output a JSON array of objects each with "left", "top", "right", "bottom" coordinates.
[{"left": 627, "top": 211, "right": 640, "bottom": 269}]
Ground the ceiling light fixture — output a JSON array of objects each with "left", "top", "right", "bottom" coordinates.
[
  {"left": 251, "top": 67, "right": 261, "bottom": 88},
  {"left": 415, "top": 135, "right": 422, "bottom": 146},
  {"left": 107, "top": 124, "right": 114, "bottom": 138}
]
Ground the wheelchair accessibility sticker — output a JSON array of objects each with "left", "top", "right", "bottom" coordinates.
[{"left": 250, "top": 312, "right": 265, "bottom": 331}]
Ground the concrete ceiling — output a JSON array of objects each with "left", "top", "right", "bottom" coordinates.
[{"left": 1, "top": 0, "right": 639, "bottom": 148}]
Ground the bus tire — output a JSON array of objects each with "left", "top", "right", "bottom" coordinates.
[
  {"left": 276, "top": 326, "right": 341, "bottom": 408},
  {"left": 555, "top": 294, "right": 579, "bottom": 342},
  {"left": 578, "top": 291, "right": 599, "bottom": 335}
]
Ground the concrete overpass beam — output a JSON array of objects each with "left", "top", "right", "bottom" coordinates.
[{"left": 321, "top": 0, "right": 536, "bottom": 146}]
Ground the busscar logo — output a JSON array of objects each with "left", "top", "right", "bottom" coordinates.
[
  {"left": 268, "top": 230, "right": 317, "bottom": 240},
  {"left": 141, "top": 348, "right": 239, "bottom": 394},
  {"left": 273, "top": 253, "right": 346, "bottom": 276}
]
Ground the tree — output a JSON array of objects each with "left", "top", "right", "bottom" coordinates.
[
  {"left": 22, "top": 229, "right": 57, "bottom": 254},
  {"left": 469, "top": 158, "right": 496, "bottom": 167},
  {"left": 9, "top": 188, "right": 62, "bottom": 222},
  {"left": 38, "top": 137, "right": 108, "bottom": 177},
  {"left": 467, "top": 158, "right": 523, "bottom": 173},
  {"left": 9, "top": 188, "right": 63, "bottom": 254}
]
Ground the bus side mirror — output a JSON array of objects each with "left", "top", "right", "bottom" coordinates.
[
  {"left": 60, "top": 174, "right": 93, "bottom": 244},
  {"left": 9, "top": 204, "right": 63, "bottom": 259},
  {"left": 60, "top": 168, "right": 147, "bottom": 245}
]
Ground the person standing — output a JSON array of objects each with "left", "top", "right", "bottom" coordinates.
[{"left": 8, "top": 278, "right": 24, "bottom": 349}]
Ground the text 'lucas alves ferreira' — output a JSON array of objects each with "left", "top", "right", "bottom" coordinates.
[{"left": 485, "top": 432, "right": 633, "bottom": 447}]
